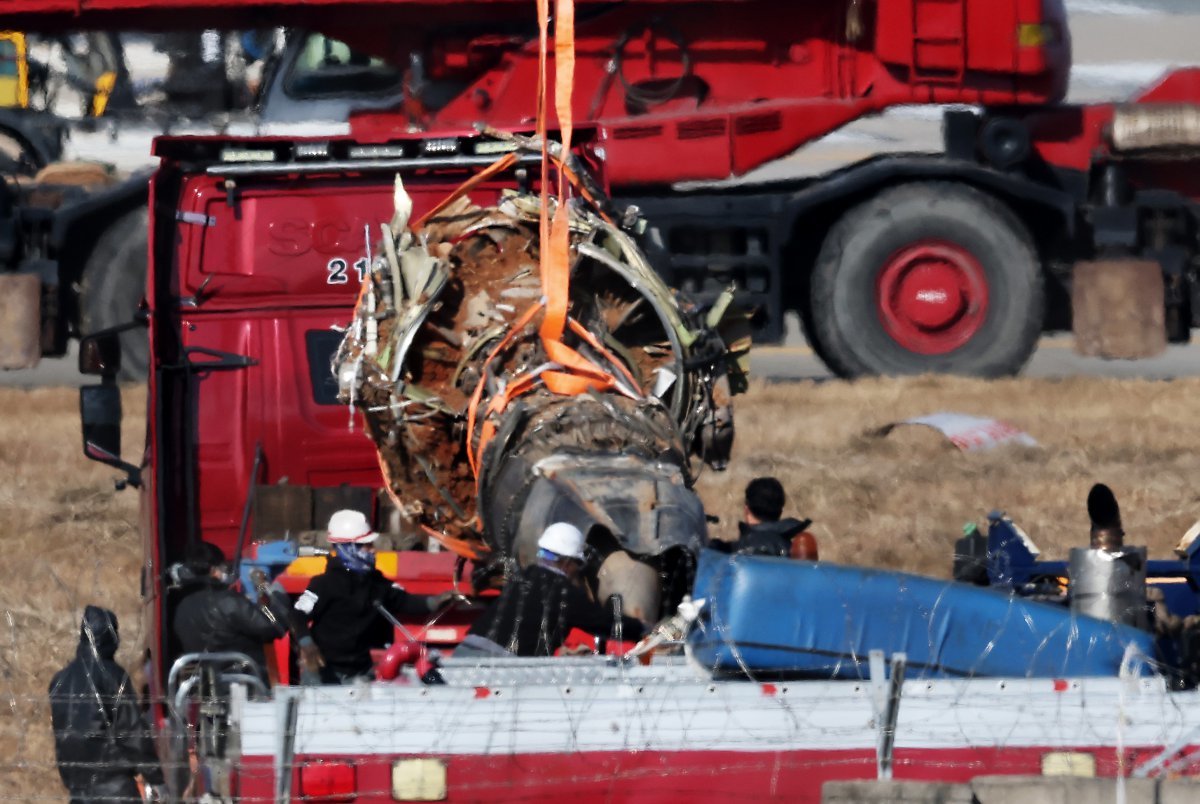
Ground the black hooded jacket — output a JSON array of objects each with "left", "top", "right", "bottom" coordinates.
[
  {"left": 49, "top": 606, "right": 164, "bottom": 797},
  {"left": 173, "top": 576, "right": 287, "bottom": 677},
  {"left": 293, "top": 554, "right": 435, "bottom": 678},
  {"left": 466, "top": 564, "right": 647, "bottom": 656},
  {"left": 708, "top": 518, "right": 808, "bottom": 558}
]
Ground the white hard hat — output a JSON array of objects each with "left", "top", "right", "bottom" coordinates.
[
  {"left": 537, "top": 522, "right": 586, "bottom": 561},
  {"left": 327, "top": 509, "right": 378, "bottom": 544}
]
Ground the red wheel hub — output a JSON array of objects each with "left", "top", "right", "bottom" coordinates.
[{"left": 875, "top": 241, "right": 989, "bottom": 355}]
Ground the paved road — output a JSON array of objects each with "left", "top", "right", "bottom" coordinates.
[
  {"left": 751, "top": 337, "right": 1200, "bottom": 383},
  {"left": 5, "top": 329, "right": 1198, "bottom": 389}
]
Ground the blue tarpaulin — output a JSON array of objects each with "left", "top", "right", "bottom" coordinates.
[{"left": 688, "top": 550, "right": 1156, "bottom": 679}]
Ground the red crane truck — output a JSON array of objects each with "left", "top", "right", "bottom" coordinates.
[
  {"left": 4, "top": 0, "right": 1195, "bottom": 799},
  {"left": 10, "top": 0, "right": 1198, "bottom": 379}
]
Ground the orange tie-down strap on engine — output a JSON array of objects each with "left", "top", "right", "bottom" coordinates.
[
  {"left": 420, "top": 524, "right": 490, "bottom": 561},
  {"left": 464, "top": 0, "right": 617, "bottom": 492},
  {"left": 464, "top": 300, "right": 545, "bottom": 479},
  {"left": 534, "top": 0, "right": 611, "bottom": 393},
  {"left": 554, "top": 0, "right": 576, "bottom": 193},
  {"left": 410, "top": 151, "right": 520, "bottom": 234},
  {"left": 468, "top": 317, "right": 627, "bottom": 482},
  {"left": 567, "top": 317, "right": 642, "bottom": 393}
]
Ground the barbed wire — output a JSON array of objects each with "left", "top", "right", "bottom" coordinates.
[
  {"left": 7, "top": 652, "right": 1200, "bottom": 802},
  {"left": 7, "top": 551, "right": 1200, "bottom": 801}
]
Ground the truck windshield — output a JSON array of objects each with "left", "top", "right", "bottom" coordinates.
[{"left": 285, "top": 33, "right": 402, "bottom": 97}]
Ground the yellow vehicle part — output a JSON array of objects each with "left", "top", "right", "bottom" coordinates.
[
  {"left": 284, "top": 552, "right": 402, "bottom": 579},
  {"left": 90, "top": 71, "right": 116, "bottom": 117},
  {"left": 0, "top": 32, "right": 29, "bottom": 110}
]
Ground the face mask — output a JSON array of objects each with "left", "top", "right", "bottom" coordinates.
[{"left": 337, "top": 543, "right": 376, "bottom": 574}]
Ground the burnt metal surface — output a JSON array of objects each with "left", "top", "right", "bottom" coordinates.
[{"left": 334, "top": 175, "right": 748, "bottom": 615}]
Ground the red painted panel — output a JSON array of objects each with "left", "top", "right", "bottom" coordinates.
[
  {"left": 177, "top": 308, "right": 381, "bottom": 556},
  {"left": 234, "top": 744, "right": 1200, "bottom": 803},
  {"left": 1135, "top": 68, "right": 1200, "bottom": 104},
  {"left": 966, "top": 0, "right": 1014, "bottom": 75},
  {"left": 176, "top": 175, "right": 509, "bottom": 312},
  {"left": 875, "top": 0, "right": 915, "bottom": 68},
  {"left": 235, "top": 749, "right": 879, "bottom": 803},
  {"left": 914, "top": 0, "right": 965, "bottom": 75},
  {"left": 1026, "top": 104, "right": 1111, "bottom": 173}
]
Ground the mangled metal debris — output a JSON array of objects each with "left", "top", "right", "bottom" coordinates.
[{"left": 335, "top": 171, "right": 749, "bottom": 620}]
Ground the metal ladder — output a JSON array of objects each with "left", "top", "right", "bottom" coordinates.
[
  {"left": 911, "top": 0, "right": 966, "bottom": 85},
  {"left": 165, "top": 652, "right": 270, "bottom": 800}
]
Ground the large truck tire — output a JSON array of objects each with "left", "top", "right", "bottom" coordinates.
[
  {"left": 79, "top": 206, "right": 149, "bottom": 380},
  {"left": 810, "top": 182, "right": 1043, "bottom": 378}
]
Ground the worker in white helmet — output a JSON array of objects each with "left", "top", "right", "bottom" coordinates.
[
  {"left": 458, "top": 522, "right": 647, "bottom": 658},
  {"left": 291, "top": 509, "right": 455, "bottom": 683}
]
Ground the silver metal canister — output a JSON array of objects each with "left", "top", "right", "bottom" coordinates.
[{"left": 1069, "top": 546, "right": 1148, "bottom": 629}]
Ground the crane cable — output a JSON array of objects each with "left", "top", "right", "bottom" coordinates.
[
  {"left": 466, "top": 0, "right": 618, "bottom": 482},
  {"left": 464, "top": 0, "right": 619, "bottom": 451}
]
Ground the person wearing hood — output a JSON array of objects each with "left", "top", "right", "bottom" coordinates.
[
  {"left": 292, "top": 510, "right": 455, "bottom": 683},
  {"left": 709, "top": 477, "right": 815, "bottom": 558},
  {"left": 49, "top": 605, "right": 166, "bottom": 803},
  {"left": 172, "top": 541, "right": 289, "bottom": 682}
]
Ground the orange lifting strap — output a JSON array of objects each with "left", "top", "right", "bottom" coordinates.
[
  {"left": 464, "top": 0, "right": 621, "bottom": 481},
  {"left": 535, "top": 0, "right": 616, "bottom": 396},
  {"left": 383, "top": 0, "right": 624, "bottom": 549}
]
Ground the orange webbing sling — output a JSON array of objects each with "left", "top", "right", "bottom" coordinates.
[{"left": 465, "top": 0, "right": 621, "bottom": 475}]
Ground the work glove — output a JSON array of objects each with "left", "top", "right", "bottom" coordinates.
[
  {"left": 142, "top": 783, "right": 168, "bottom": 803},
  {"left": 675, "top": 595, "right": 705, "bottom": 625},
  {"left": 298, "top": 636, "right": 325, "bottom": 686}
]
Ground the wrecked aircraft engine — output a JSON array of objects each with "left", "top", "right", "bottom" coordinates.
[{"left": 334, "top": 175, "right": 748, "bottom": 622}]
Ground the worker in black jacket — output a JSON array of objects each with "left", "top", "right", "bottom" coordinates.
[
  {"left": 708, "top": 477, "right": 813, "bottom": 558},
  {"left": 49, "top": 605, "right": 165, "bottom": 803},
  {"left": 459, "top": 522, "right": 648, "bottom": 658},
  {"left": 292, "top": 510, "right": 453, "bottom": 683},
  {"left": 172, "top": 541, "right": 289, "bottom": 682}
]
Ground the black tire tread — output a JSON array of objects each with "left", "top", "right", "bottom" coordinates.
[{"left": 810, "top": 182, "right": 1042, "bottom": 378}]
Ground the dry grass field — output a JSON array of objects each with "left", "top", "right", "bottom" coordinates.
[
  {"left": 3, "top": 376, "right": 1200, "bottom": 797},
  {"left": 0, "top": 387, "right": 145, "bottom": 799}
]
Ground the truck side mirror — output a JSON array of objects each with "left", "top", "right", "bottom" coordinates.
[
  {"left": 80, "top": 383, "right": 141, "bottom": 489},
  {"left": 79, "top": 328, "right": 124, "bottom": 377}
]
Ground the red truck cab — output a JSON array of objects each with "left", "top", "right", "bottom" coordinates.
[{"left": 79, "top": 132, "right": 541, "bottom": 706}]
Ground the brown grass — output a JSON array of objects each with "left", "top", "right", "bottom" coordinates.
[
  {"left": 0, "top": 387, "right": 144, "bottom": 799},
  {"left": 2, "top": 376, "right": 1199, "bottom": 795},
  {"left": 698, "top": 376, "right": 1200, "bottom": 575}
]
